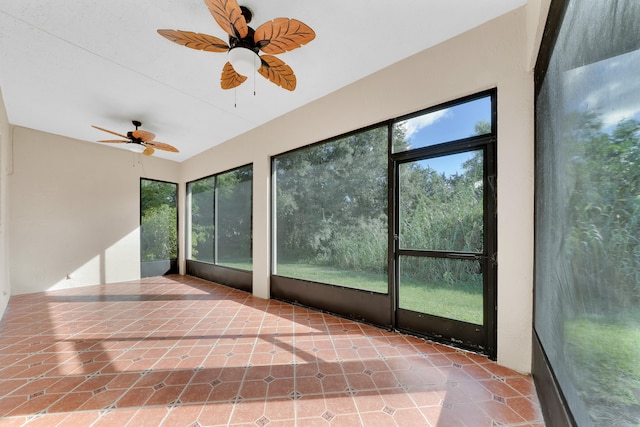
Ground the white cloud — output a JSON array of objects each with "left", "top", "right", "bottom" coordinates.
[
  {"left": 403, "top": 109, "right": 451, "bottom": 140},
  {"left": 564, "top": 48, "right": 640, "bottom": 129}
]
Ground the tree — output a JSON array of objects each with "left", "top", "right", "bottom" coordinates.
[
  {"left": 140, "top": 180, "right": 178, "bottom": 261},
  {"left": 274, "top": 126, "right": 389, "bottom": 265}
]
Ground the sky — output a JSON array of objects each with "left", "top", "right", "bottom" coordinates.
[
  {"left": 564, "top": 47, "right": 640, "bottom": 133},
  {"left": 398, "top": 96, "right": 491, "bottom": 177}
]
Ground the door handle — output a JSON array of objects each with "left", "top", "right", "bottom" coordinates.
[
  {"left": 445, "top": 253, "right": 479, "bottom": 260},
  {"left": 445, "top": 252, "right": 497, "bottom": 265}
]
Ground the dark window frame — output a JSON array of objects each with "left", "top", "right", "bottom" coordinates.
[
  {"left": 185, "top": 164, "right": 253, "bottom": 292},
  {"left": 139, "top": 178, "right": 179, "bottom": 278}
]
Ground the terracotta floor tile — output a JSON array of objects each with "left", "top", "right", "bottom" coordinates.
[
  {"left": 47, "top": 390, "right": 94, "bottom": 413},
  {"left": 116, "top": 386, "right": 154, "bottom": 408},
  {"left": 240, "top": 379, "right": 269, "bottom": 399},
  {"left": 57, "top": 410, "right": 102, "bottom": 427},
  {"left": 209, "top": 380, "right": 242, "bottom": 401},
  {"left": 197, "top": 400, "right": 235, "bottom": 425},
  {"left": 479, "top": 378, "right": 522, "bottom": 399},
  {"left": 330, "top": 413, "right": 365, "bottom": 427},
  {"left": 268, "top": 378, "right": 295, "bottom": 397},
  {"left": 295, "top": 376, "right": 323, "bottom": 396},
  {"left": 124, "top": 406, "right": 169, "bottom": 427},
  {"left": 506, "top": 376, "right": 538, "bottom": 397},
  {"left": 180, "top": 382, "right": 213, "bottom": 403},
  {"left": 478, "top": 399, "right": 527, "bottom": 425},
  {"left": 0, "top": 276, "right": 545, "bottom": 426},
  {"left": 296, "top": 395, "right": 327, "bottom": 419},
  {"left": 506, "top": 395, "right": 544, "bottom": 422},
  {"left": 18, "top": 413, "right": 69, "bottom": 427},
  {"left": 451, "top": 402, "right": 495, "bottom": 427},
  {"left": 263, "top": 397, "right": 296, "bottom": 422},
  {"left": 421, "top": 405, "right": 466, "bottom": 427},
  {"left": 228, "top": 398, "right": 266, "bottom": 425},
  {"left": 359, "top": 410, "right": 396, "bottom": 427},
  {"left": 346, "top": 372, "right": 377, "bottom": 391},
  {"left": 320, "top": 374, "right": 349, "bottom": 394},
  {"left": 162, "top": 403, "right": 203, "bottom": 426},
  {"left": 353, "top": 391, "right": 386, "bottom": 413},
  {"left": 77, "top": 388, "right": 123, "bottom": 411},
  {"left": 393, "top": 407, "right": 432, "bottom": 426}
]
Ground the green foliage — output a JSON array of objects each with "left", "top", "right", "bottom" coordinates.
[
  {"left": 140, "top": 180, "right": 177, "bottom": 261},
  {"left": 330, "top": 217, "right": 388, "bottom": 274},
  {"left": 141, "top": 204, "right": 177, "bottom": 261},
  {"left": 275, "top": 126, "right": 389, "bottom": 267},
  {"left": 566, "top": 115, "right": 640, "bottom": 311},
  {"left": 544, "top": 114, "right": 640, "bottom": 424},
  {"left": 399, "top": 153, "right": 484, "bottom": 282},
  {"left": 274, "top": 122, "right": 488, "bottom": 292}
]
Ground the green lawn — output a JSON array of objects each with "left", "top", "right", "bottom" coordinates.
[
  {"left": 565, "top": 311, "right": 640, "bottom": 423},
  {"left": 276, "top": 262, "right": 483, "bottom": 324},
  {"left": 217, "top": 259, "right": 253, "bottom": 271}
]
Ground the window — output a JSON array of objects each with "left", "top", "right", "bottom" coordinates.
[
  {"left": 273, "top": 127, "right": 388, "bottom": 292},
  {"left": 535, "top": 1, "right": 640, "bottom": 425},
  {"left": 187, "top": 165, "right": 253, "bottom": 270},
  {"left": 392, "top": 95, "right": 492, "bottom": 153}
]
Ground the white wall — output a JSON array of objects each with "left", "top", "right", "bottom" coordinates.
[
  {"left": 0, "top": 88, "right": 11, "bottom": 317},
  {"left": 526, "top": 0, "right": 553, "bottom": 70},
  {"left": 181, "top": 9, "right": 535, "bottom": 372},
  {"left": 9, "top": 127, "right": 180, "bottom": 295}
]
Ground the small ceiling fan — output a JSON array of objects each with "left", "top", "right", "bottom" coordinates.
[
  {"left": 91, "top": 121, "right": 179, "bottom": 156},
  {"left": 157, "top": 0, "right": 315, "bottom": 91}
]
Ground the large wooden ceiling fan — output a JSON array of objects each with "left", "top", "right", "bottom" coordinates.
[
  {"left": 157, "top": 0, "right": 315, "bottom": 91},
  {"left": 91, "top": 121, "right": 179, "bottom": 156}
]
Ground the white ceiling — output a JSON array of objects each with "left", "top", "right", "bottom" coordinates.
[{"left": 0, "top": 0, "right": 526, "bottom": 162}]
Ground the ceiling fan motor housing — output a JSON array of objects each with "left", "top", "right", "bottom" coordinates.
[{"left": 228, "top": 6, "right": 259, "bottom": 53}]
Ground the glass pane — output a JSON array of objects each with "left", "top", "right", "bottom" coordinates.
[
  {"left": 273, "top": 126, "right": 388, "bottom": 293},
  {"left": 535, "top": 1, "right": 640, "bottom": 425},
  {"left": 189, "top": 176, "right": 215, "bottom": 263},
  {"left": 140, "top": 180, "right": 177, "bottom": 261},
  {"left": 399, "top": 256, "right": 483, "bottom": 324},
  {"left": 217, "top": 166, "right": 253, "bottom": 270},
  {"left": 392, "top": 96, "right": 491, "bottom": 153},
  {"left": 399, "top": 151, "right": 484, "bottom": 252}
]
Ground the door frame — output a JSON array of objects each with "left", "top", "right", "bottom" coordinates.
[
  {"left": 389, "top": 90, "right": 497, "bottom": 358},
  {"left": 140, "top": 178, "right": 179, "bottom": 278}
]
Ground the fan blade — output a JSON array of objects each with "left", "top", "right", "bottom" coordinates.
[
  {"left": 258, "top": 55, "right": 296, "bottom": 91},
  {"left": 221, "top": 61, "right": 248, "bottom": 89},
  {"left": 132, "top": 130, "right": 156, "bottom": 143},
  {"left": 157, "top": 29, "right": 229, "bottom": 52},
  {"left": 142, "top": 146, "right": 155, "bottom": 156},
  {"left": 204, "top": 0, "right": 248, "bottom": 39},
  {"left": 97, "top": 139, "right": 129, "bottom": 143},
  {"left": 146, "top": 141, "right": 179, "bottom": 153},
  {"left": 254, "top": 18, "right": 315, "bottom": 54},
  {"left": 92, "top": 125, "right": 128, "bottom": 139}
]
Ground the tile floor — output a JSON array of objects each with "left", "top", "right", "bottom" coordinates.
[{"left": 0, "top": 275, "right": 544, "bottom": 426}]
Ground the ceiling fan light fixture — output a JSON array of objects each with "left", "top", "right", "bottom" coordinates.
[
  {"left": 128, "top": 143, "right": 146, "bottom": 153},
  {"left": 228, "top": 47, "right": 260, "bottom": 77}
]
